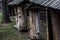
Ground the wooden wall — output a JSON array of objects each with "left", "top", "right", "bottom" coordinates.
[
  {"left": 29, "top": 10, "right": 40, "bottom": 40},
  {"left": 28, "top": 6, "right": 47, "bottom": 40},
  {"left": 46, "top": 8, "right": 60, "bottom": 40},
  {"left": 14, "top": 5, "right": 28, "bottom": 31},
  {"left": 51, "top": 9, "right": 60, "bottom": 40},
  {"left": 14, "top": 4, "right": 60, "bottom": 40}
]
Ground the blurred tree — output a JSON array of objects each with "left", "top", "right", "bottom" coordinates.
[{"left": 2, "top": 0, "right": 11, "bottom": 23}]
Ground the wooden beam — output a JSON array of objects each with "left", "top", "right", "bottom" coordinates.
[{"left": 46, "top": 7, "right": 53, "bottom": 40}]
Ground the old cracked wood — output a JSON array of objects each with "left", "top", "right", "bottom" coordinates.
[{"left": 29, "top": 10, "right": 40, "bottom": 39}]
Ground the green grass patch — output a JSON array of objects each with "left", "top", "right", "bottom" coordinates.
[
  {"left": 0, "top": 12, "right": 2, "bottom": 27},
  {"left": 0, "top": 12, "right": 2, "bottom": 22},
  {"left": 0, "top": 12, "right": 27, "bottom": 40}
]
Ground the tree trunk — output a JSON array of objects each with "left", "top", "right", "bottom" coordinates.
[{"left": 2, "top": 0, "right": 11, "bottom": 23}]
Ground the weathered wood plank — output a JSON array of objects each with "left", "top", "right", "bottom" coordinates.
[
  {"left": 46, "top": 8, "right": 53, "bottom": 40},
  {"left": 29, "top": 10, "right": 40, "bottom": 39},
  {"left": 15, "top": 6, "right": 23, "bottom": 30},
  {"left": 29, "top": 11, "right": 36, "bottom": 39},
  {"left": 51, "top": 10, "right": 60, "bottom": 40},
  {"left": 34, "top": 12, "right": 40, "bottom": 39},
  {"left": 15, "top": 6, "right": 28, "bottom": 31},
  {"left": 51, "top": 11, "right": 57, "bottom": 40}
]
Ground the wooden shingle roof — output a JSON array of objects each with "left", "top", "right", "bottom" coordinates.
[
  {"left": 9, "top": 0, "right": 29, "bottom": 5},
  {"left": 9, "top": 0, "right": 60, "bottom": 10},
  {"left": 9, "top": 0, "right": 23, "bottom": 5},
  {"left": 30, "top": 0, "right": 60, "bottom": 9}
]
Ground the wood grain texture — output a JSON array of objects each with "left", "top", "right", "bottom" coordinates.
[
  {"left": 29, "top": 11, "right": 36, "bottom": 39},
  {"left": 29, "top": 10, "right": 40, "bottom": 39}
]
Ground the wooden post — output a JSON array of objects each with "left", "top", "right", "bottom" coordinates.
[
  {"left": 46, "top": 8, "right": 53, "bottom": 40},
  {"left": 29, "top": 10, "right": 40, "bottom": 40}
]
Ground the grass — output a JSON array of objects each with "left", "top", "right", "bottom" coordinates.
[
  {"left": 40, "top": 24, "right": 47, "bottom": 40},
  {"left": 0, "top": 12, "right": 27, "bottom": 40},
  {"left": 0, "top": 12, "right": 2, "bottom": 27}
]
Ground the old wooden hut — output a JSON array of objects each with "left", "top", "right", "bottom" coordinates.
[
  {"left": 9, "top": 0, "right": 60, "bottom": 40},
  {"left": 9, "top": 0, "right": 41, "bottom": 39}
]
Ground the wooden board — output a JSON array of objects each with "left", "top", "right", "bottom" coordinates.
[
  {"left": 29, "top": 10, "right": 40, "bottom": 39},
  {"left": 29, "top": 11, "right": 36, "bottom": 39}
]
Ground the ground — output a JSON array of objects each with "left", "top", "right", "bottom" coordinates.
[
  {"left": 0, "top": 12, "right": 27, "bottom": 40},
  {"left": 0, "top": 12, "right": 47, "bottom": 40}
]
